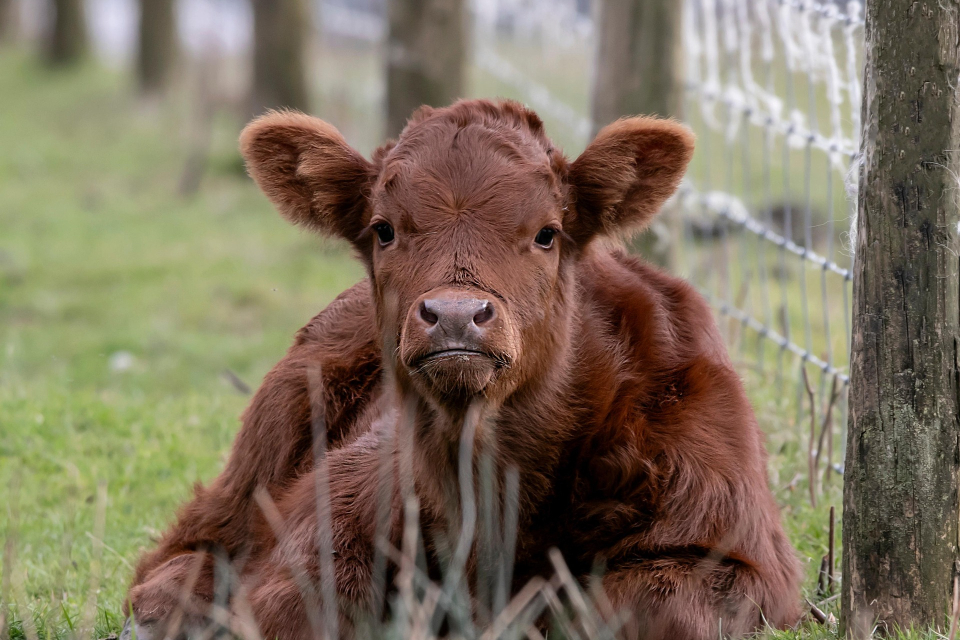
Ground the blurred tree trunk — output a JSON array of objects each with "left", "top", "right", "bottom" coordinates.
[
  {"left": 46, "top": 0, "right": 87, "bottom": 65},
  {"left": 385, "top": 0, "right": 466, "bottom": 138},
  {"left": 590, "top": 0, "right": 683, "bottom": 267},
  {"left": 841, "top": 0, "right": 960, "bottom": 633},
  {"left": 0, "top": 0, "right": 19, "bottom": 43},
  {"left": 137, "top": 0, "right": 177, "bottom": 95},
  {"left": 250, "top": 0, "right": 310, "bottom": 117}
]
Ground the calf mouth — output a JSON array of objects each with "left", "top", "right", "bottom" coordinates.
[
  {"left": 419, "top": 349, "right": 490, "bottom": 363},
  {"left": 408, "top": 349, "right": 505, "bottom": 399}
]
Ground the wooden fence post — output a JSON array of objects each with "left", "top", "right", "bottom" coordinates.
[
  {"left": 250, "top": 0, "right": 311, "bottom": 117},
  {"left": 385, "top": 0, "right": 466, "bottom": 138},
  {"left": 46, "top": 0, "right": 87, "bottom": 65},
  {"left": 590, "top": 0, "right": 683, "bottom": 267},
  {"left": 841, "top": 0, "right": 960, "bottom": 634},
  {"left": 137, "top": 0, "right": 177, "bottom": 96},
  {"left": 0, "top": 0, "right": 19, "bottom": 43}
]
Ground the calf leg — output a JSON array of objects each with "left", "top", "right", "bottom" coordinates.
[
  {"left": 125, "top": 552, "right": 217, "bottom": 640},
  {"left": 126, "top": 282, "right": 381, "bottom": 619},
  {"left": 602, "top": 556, "right": 798, "bottom": 640}
]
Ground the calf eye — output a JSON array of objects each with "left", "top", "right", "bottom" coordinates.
[
  {"left": 374, "top": 222, "right": 395, "bottom": 246},
  {"left": 534, "top": 227, "right": 556, "bottom": 249}
]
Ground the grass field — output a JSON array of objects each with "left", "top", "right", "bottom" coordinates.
[
  {"left": 0, "top": 47, "right": 935, "bottom": 640},
  {"left": 0, "top": 49, "right": 363, "bottom": 637}
]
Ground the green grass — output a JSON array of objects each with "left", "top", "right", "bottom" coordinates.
[
  {"left": 0, "top": 48, "right": 937, "bottom": 640},
  {"left": 0, "top": 50, "right": 362, "bottom": 638}
]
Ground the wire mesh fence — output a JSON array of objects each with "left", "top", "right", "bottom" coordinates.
[{"left": 674, "top": 0, "right": 861, "bottom": 464}]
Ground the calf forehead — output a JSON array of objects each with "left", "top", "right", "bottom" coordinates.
[{"left": 375, "top": 121, "right": 563, "bottom": 231}]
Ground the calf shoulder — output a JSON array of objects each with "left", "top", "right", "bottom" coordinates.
[
  {"left": 131, "top": 280, "right": 382, "bottom": 588},
  {"left": 569, "top": 249, "right": 799, "bottom": 609}
]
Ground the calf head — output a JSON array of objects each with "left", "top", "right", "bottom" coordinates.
[{"left": 241, "top": 100, "right": 693, "bottom": 415}]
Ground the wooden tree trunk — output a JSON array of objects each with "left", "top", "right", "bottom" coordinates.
[
  {"left": 0, "top": 0, "right": 19, "bottom": 43},
  {"left": 137, "top": 0, "right": 177, "bottom": 95},
  {"left": 590, "top": 0, "right": 683, "bottom": 267},
  {"left": 250, "top": 0, "right": 310, "bottom": 117},
  {"left": 841, "top": 0, "right": 960, "bottom": 634},
  {"left": 46, "top": 0, "right": 86, "bottom": 65},
  {"left": 385, "top": 0, "right": 466, "bottom": 138}
]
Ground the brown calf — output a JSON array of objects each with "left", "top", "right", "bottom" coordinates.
[{"left": 125, "top": 99, "right": 802, "bottom": 639}]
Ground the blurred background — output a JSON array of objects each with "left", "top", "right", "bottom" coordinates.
[{"left": 0, "top": 0, "right": 860, "bottom": 636}]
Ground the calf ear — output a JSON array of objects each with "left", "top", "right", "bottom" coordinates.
[
  {"left": 240, "top": 112, "right": 375, "bottom": 242},
  {"left": 566, "top": 117, "right": 694, "bottom": 244}
]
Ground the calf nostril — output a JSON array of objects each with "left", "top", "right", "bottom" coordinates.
[
  {"left": 420, "top": 301, "right": 439, "bottom": 326},
  {"left": 473, "top": 301, "right": 495, "bottom": 325}
]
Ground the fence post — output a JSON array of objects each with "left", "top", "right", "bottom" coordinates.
[
  {"left": 590, "top": 0, "right": 683, "bottom": 267},
  {"left": 46, "top": 0, "right": 87, "bottom": 65},
  {"left": 0, "top": 0, "right": 18, "bottom": 43},
  {"left": 385, "top": 0, "right": 466, "bottom": 138},
  {"left": 841, "top": 0, "right": 960, "bottom": 634},
  {"left": 137, "top": 0, "right": 177, "bottom": 96},
  {"left": 250, "top": 0, "right": 310, "bottom": 117}
]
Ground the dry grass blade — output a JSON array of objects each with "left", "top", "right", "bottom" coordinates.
[
  {"left": 587, "top": 572, "right": 626, "bottom": 634},
  {"left": 435, "top": 402, "right": 482, "bottom": 637},
  {"left": 548, "top": 549, "right": 606, "bottom": 640},
  {"left": 480, "top": 577, "right": 547, "bottom": 640},
  {"left": 398, "top": 494, "right": 422, "bottom": 631},
  {"left": 80, "top": 480, "right": 107, "bottom": 640},
  {"left": 1, "top": 472, "right": 21, "bottom": 640},
  {"left": 10, "top": 572, "right": 39, "bottom": 640},
  {"left": 5, "top": 473, "right": 39, "bottom": 640},
  {"left": 408, "top": 582, "right": 444, "bottom": 640},
  {"left": 524, "top": 624, "right": 548, "bottom": 640},
  {"left": 84, "top": 531, "right": 134, "bottom": 572},
  {"left": 541, "top": 581, "right": 584, "bottom": 640},
  {"left": 494, "top": 466, "right": 520, "bottom": 617},
  {"left": 49, "top": 476, "right": 80, "bottom": 639},
  {"left": 209, "top": 556, "right": 264, "bottom": 640},
  {"left": 376, "top": 534, "right": 476, "bottom": 634},
  {"left": 159, "top": 549, "right": 209, "bottom": 639},
  {"left": 307, "top": 364, "right": 340, "bottom": 640},
  {"left": 253, "top": 487, "right": 325, "bottom": 639}
]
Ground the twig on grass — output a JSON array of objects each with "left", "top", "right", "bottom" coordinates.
[
  {"left": 816, "top": 555, "right": 830, "bottom": 597},
  {"left": 806, "top": 598, "right": 827, "bottom": 624},
  {"left": 222, "top": 370, "right": 252, "bottom": 395}
]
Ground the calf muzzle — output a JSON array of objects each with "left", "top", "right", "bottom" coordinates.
[{"left": 400, "top": 287, "right": 513, "bottom": 400}]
